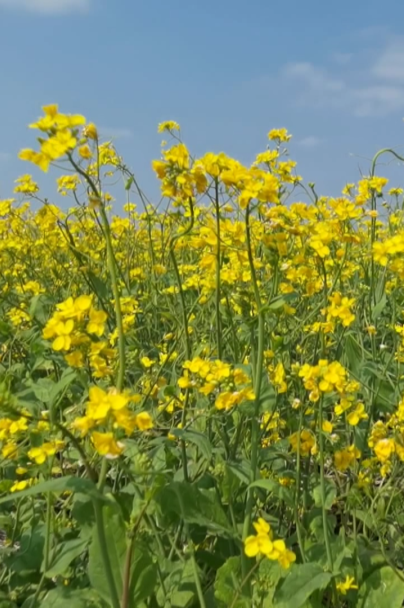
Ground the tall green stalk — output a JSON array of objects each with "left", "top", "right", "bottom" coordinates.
[
  {"left": 241, "top": 205, "right": 266, "bottom": 579},
  {"left": 214, "top": 179, "right": 223, "bottom": 359},
  {"left": 67, "top": 153, "right": 126, "bottom": 391}
]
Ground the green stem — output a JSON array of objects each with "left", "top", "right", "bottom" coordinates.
[
  {"left": 67, "top": 153, "right": 126, "bottom": 390},
  {"left": 294, "top": 405, "right": 307, "bottom": 563},
  {"left": 214, "top": 179, "right": 223, "bottom": 359},
  {"left": 43, "top": 492, "right": 52, "bottom": 572},
  {"left": 241, "top": 205, "right": 266, "bottom": 579},
  {"left": 98, "top": 205, "right": 126, "bottom": 391},
  {"left": 318, "top": 395, "right": 333, "bottom": 572},
  {"left": 93, "top": 500, "right": 121, "bottom": 608}
]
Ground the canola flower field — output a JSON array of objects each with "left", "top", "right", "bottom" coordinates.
[{"left": 0, "top": 105, "right": 404, "bottom": 606}]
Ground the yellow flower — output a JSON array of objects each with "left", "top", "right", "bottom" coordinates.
[
  {"left": 140, "top": 356, "right": 155, "bottom": 369},
  {"left": 336, "top": 575, "right": 358, "bottom": 595},
  {"left": 71, "top": 416, "right": 95, "bottom": 436},
  {"left": 86, "top": 386, "right": 129, "bottom": 421},
  {"left": 65, "top": 351, "right": 84, "bottom": 368},
  {"left": 268, "top": 128, "right": 292, "bottom": 142},
  {"left": 374, "top": 438, "right": 395, "bottom": 462},
  {"left": 158, "top": 120, "right": 180, "bottom": 133},
  {"left": 78, "top": 144, "right": 92, "bottom": 159},
  {"left": 84, "top": 123, "right": 98, "bottom": 140},
  {"left": 334, "top": 445, "right": 361, "bottom": 472},
  {"left": 28, "top": 440, "right": 64, "bottom": 465},
  {"left": 289, "top": 429, "right": 316, "bottom": 456},
  {"left": 322, "top": 420, "right": 333, "bottom": 433},
  {"left": 51, "top": 319, "right": 74, "bottom": 351},
  {"left": 86, "top": 308, "right": 107, "bottom": 337},
  {"left": 135, "top": 412, "right": 153, "bottom": 431},
  {"left": 346, "top": 403, "right": 368, "bottom": 426},
  {"left": 91, "top": 432, "right": 124, "bottom": 458},
  {"left": 253, "top": 518, "right": 272, "bottom": 537},
  {"left": 11, "top": 479, "right": 33, "bottom": 493},
  {"left": 244, "top": 533, "right": 274, "bottom": 558}
]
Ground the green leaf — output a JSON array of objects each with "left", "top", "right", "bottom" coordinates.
[
  {"left": 5, "top": 526, "right": 45, "bottom": 573},
  {"left": 261, "top": 293, "right": 296, "bottom": 314},
  {"left": 312, "top": 481, "right": 336, "bottom": 510},
  {"left": 372, "top": 293, "right": 387, "bottom": 321},
  {"left": 40, "top": 587, "right": 101, "bottom": 608},
  {"left": 254, "top": 560, "right": 283, "bottom": 607},
  {"left": 157, "top": 482, "right": 232, "bottom": 536},
  {"left": 44, "top": 537, "right": 89, "bottom": 577},
  {"left": 170, "top": 429, "right": 212, "bottom": 461},
  {"left": 214, "top": 557, "right": 249, "bottom": 608},
  {"left": 129, "top": 547, "right": 158, "bottom": 605},
  {"left": 249, "top": 478, "right": 294, "bottom": 508},
  {"left": 88, "top": 507, "right": 156, "bottom": 608},
  {"left": 156, "top": 560, "right": 197, "bottom": 607},
  {"left": 88, "top": 507, "right": 126, "bottom": 603},
  {"left": 273, "top": 563, "right": 332, "bottom": 607},
  {"left": 49, "top": 368, "right": 77, "bottom": 406},
  {"left": 344, "top": 334, "right": 363, "bottom": 376},
  {"left": 358, "top": 566, "right": 404, "bottom": 607},
  {"left": 0, "top": 476, "right": 107, "bottom": 506}
]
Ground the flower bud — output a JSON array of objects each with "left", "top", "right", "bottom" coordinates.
[{"left": 84, "top": 123, "right": 98, "bottom": 140}]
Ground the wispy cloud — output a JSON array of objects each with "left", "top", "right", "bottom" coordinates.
[
  {"left": 331, "top": 52, "right": 352, "bottom": 66},
  {"left": 372, "top": 39, "right": 404, "bottom": 82},
  {"left": 99, "top": 127, "right": 133, "bottom": 140},
  {"left": 281, "top": 38, "right": 404, "bottom": 117},
  {"left": 0, "top": 152, "right": 11, "bottom": 162},
  {"left": 295, "top": 136, "right": 323, "bottom": 148},
  {"left": 0, "top": 0, "right": 90, "bottom": 14}
]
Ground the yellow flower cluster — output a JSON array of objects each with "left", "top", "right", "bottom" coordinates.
[{"left": 244, "top": 517, "right": 296, "bottom": 569}]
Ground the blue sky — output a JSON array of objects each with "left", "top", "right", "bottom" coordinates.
[{"left": 1, "top": 0, "right": 404, "bottom": 205}]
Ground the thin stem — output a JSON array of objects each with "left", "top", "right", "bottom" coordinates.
[
  {"left": 214, "top": 179, "right": 223, "bottom": 359},
  {"left": 93, "top": 500, "right": 121, "bottom": 608},
  {"left": 67, "top": 153, "right": 126, "bottom": 390},
  {"left": 241, "top": 205, "right": 266, "bottom": 580},
  {"left": 318, "top": 395, "right": 333, "bottom": 571}
]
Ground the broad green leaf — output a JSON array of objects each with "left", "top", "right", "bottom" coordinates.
[
  {"left": 170, "top": 428, "right": 212, "bottom": 461},
  {"left": 157, "top": 559, "right": 196, "bottom": 607},
  {"left": 44, "top": 537, "right": 89, "bottom": 577},
  {"left": 4, "top": 526, "right": 45, "bottom": 573},
  {"left": 88, "top": 507, "right": 156, "bottom": 608},
  {"left": 40, "top": 587, "right": 101, "bottom": 608},
  {"left": 214, "top": 556, "right": 249, "bottom": 608},
  {"left": 249, "top": 478, "right": 294, "bottom": 508},
  {"left": 344, "top": 334, "right": 363, "bottom": 376},
  {"left": 49, "top": 368, "right": 77, "bottom": 406},
  {"left": 358, "top": 565, "right": 404, "bottom": 607},
  {"left": 0, "top": 476, "right": 107, "bottom": 506},
  {"left": 253, "top": 560, "right": 283, "bottom": 607},
  {"left": 273, "top": 563, "right": 332, "bottom": 607},
  {"left": 312, "top": 481, "right": 336, "bottom": 510},
  {"left": 88, "top": 507, "right": 126, "bottom": 603},
  {"left": 157, "top": 482, "right": 232, "bottom": 535},
  {"left": 372, "top": 293, "right": 387, "bottom": 321},
  {"left": 128, "top": 545, "right": 157, "bottom": 605}
]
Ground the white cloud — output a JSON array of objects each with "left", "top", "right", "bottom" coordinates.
[
  {"left": 353, "top": 85, "right": 404, "bottom": 116},
  {"left": 295, "top": 136, "right": 323, "bottom": 148},
  {"left": 99, "top": 127, "right": 133, "bottom": 140},
  {"left": 331, "top": 52, "right": 352, "bottom": 65},
  {"left": 0, "top": 0, "right": 90, "bottom": 14},
  {"left": 281, "top": 40, "right": 404, "bottom": 117},
  {"left": 372, "top": 40, "right": 404, "bottom": 82},
  {"left": 283, "top": 62, "right": 345, "bottom": 94}
]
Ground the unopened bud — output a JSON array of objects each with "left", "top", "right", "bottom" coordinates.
[{"left": 84, "top": 123, "right": 98, "bottom": 140}]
